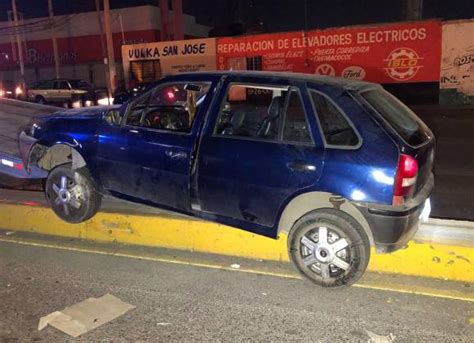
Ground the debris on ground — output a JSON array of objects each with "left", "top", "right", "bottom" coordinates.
[
  {"left": 230, "top": 264, "right": 240, "bottom": 269},
  {"left": 38, "top": 294, "right": 135, "bottom": 337},
  {"left": 366, "top": 329, "right": 396, "bottom": 343}
]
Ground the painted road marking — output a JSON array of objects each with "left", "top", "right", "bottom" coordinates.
[
  {"left": 0, "top": 237, "right": 472, "bottom": 303},
  {"left": 1, "top": 203, "right": 473, "bottom": 283}
]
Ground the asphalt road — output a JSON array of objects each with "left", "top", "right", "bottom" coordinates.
[
  {"left": 0, "top": 99, "right": 57, "bottom": 156},
  {"left": 0, "top": 237, "right": 472, "bottom": 341}
]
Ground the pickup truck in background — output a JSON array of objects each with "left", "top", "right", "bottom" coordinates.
[{"left": 27, "top": 79, "right": 109, "bottom": 107}]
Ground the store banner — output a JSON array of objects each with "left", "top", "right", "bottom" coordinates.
[
  {"left": 216, "top": 21, "right": 441, "bottom": 84},
  {"left": 216, "top": 31, "right": 308, "bottom": 73},
  {"left": 306, "top": 21, "right": 441, "bottom": 83},
  {"left": 121, "top": 38, "right": 216, "bottom": 85},
  {"left": 440, "top": 19, "right": 474, "bottom": 105}
]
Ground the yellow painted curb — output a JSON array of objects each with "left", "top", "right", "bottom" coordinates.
[{"left": 1, "top": 203, "right": 473, "bottom": 283}]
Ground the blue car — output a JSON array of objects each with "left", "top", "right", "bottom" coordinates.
[{"left": 19, "top": 71, "right": 434, "bottom": 287}]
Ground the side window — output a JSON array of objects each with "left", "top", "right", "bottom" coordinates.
[
  {"left": 55, "top": 81, "right": 70, "bottom": 90},
  {"left": 125, "top": 93, "right": 150, "bottom": 126},
  {"left": 310, "top": 91, "right": 359, "bottom": 147},
  {"left": 61, "top": 81, "right": 71, "bottom": 89},
  {"left": 214, "top": 84, "right": 288, "bottom": 141},
  {"left": 105, "top": 109, "right": 121, "bottom": 125},
  {"left": 282, "top": 91, "right": 312, "bottom": 144},
  {"left": 125, "top": 82, "right": 211, "bottom": 133},
  {"left": 43, "top": 81, "right": 54, "bottom": 89}
]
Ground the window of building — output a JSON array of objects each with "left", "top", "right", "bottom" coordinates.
[
  {"left": 246, "top": 56, "right": 263, "bottom": 70},
  {"left": 130, "top": 59, "right": 161, "bottom": 83}
]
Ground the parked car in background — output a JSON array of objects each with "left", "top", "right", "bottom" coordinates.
[
  {"left": 0, "top": 80, "right": 24, "bottom": 99},
  {"left": 19, "top": 71, "right": 434, "bottom": 287},
  {"left": 113, "top": 82, "right": 154, "bottom": 104},
  {"left": 27, "top": 79, "right": 108, "bottom": 107}
]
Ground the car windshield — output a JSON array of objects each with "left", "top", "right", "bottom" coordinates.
[
  {"left": 69, "top": 80, "right": 91, "bottom": 89},
  {"left": 361, "top": 88, "right": 431, "bottom": 146}
]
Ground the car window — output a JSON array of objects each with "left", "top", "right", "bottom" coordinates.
[
  {"left": 105, "top": 109, "right": 122, "bottom": 125},
  {"left": 69, "top": 80, "right": 91, "bottom": 89},
  {"left": 361, "top": 89, "right": 431, "bottom": 146},
  {"left": 282, "top": 91, "right": 312, "bottom": 144},
  {"left": 125, "top": 93, "right": 150, "bottom": 127},
  {"left": 39, "top": 80, "right": 54, "bottom": 89},
  {"left": 54, "top": 81, "right": 70, "bottom": 90},
  {"left": 214, "top": 83, "right": 289, "bottom": 141},
  {"left": 125, "top": 82, "right": 211, "bottom": 133},
  {"left": 310, "top": 90, "right": 359, "bottom": 147}
]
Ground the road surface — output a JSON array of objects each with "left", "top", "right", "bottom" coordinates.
[{"left": 0, "top": 232, "right": 472, "bottom": 341}]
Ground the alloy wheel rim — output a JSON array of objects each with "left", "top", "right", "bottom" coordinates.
[
  {"left": 51, "top": 175, "right": 83, "bottom": 216},
  {"left": 299, "top": 226, "right": 352, "bottom": 279}
]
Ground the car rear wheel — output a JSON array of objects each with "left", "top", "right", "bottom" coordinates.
[
  {"left": 288, "top": 209, "right": 370, "bottom": 287},
  {"left": 45, "top": 164, "right": 102, "bottom": 223}
]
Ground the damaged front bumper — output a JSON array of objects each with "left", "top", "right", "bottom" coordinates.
[{"left": 17, "top": 130, "right": 47, "bottom": 177}]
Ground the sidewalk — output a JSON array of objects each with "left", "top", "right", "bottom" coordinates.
[{"left": 0, "top": 194, "right": 472, "bottom": 283}]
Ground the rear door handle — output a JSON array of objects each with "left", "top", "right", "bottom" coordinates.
[
  {"left": 287, "top": 160, "right": 317, "bottom": 173},
  {"left": 165, "top": 150, "right": 188, "bottom": 159}
]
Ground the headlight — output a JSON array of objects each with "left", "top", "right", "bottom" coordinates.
[
  {"left": 15, "top": 86, "right": 22, "bottom": 95},
  {"left": 97, "top": 97, "right": 114, "bottom": 106},
  {"left": 0, "top": 89, "right": 4, "bottom": 97}
]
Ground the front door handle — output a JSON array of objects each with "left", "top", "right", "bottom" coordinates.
[
  {"left": 287, "top": 160, "right": 317, "bottom": 173},
  {"left": 165, "top": 150, "right": 188, "bottom": 159}
]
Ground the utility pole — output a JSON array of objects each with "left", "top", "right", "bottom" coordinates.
[
  {"left": 159, "top": 0, "right": 171, "bottom": 41},
  {"left": 402, "top": 0, "right": 423, "bottom": 20},
  {"left": 95, "top": 0, "right": 111, "bottom": 95},
  {"left": 172, "top": 0, "right": 183, "bottom": 40},
  {"left": 11, "top": 0, "right": 25, "bottom": 89},
  {"left": 103, "top": 0, "right": 116, "bottom": 97},
  {"left": 47, "top": 0, "right": 60, "bottom": 79}
]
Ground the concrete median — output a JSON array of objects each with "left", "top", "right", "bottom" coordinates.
[{"left": 0, "top": 202, "right": 472, "bottom": 283}]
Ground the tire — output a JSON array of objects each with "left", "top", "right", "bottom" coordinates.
[
  {"left": 35, "top": 95, "right": 45, "bottom": 104},
  {"left": 45, "top": 164, "right": 102, "bottom": 223},
  {"left": 288, "top": 209, "right": 370, "bottom": 288}
]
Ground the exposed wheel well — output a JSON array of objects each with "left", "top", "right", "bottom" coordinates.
[
  {"left": 29, "top": 143, "right": 86, "bottom": 171},
  {"left": 277, "top": 192, "right": 375, "bottom": 247}
]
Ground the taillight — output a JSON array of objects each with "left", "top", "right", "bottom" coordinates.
[{"left": 393, "top": 154, "right": 418, "bottom": 205}]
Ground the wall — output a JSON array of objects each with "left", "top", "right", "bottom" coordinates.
[{"left": 440, "top": 19, "right": 474, "bottom": 105}]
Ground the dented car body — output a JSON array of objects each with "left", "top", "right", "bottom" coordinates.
[{"left": 19, "top": 71, "right": 435, "bottom": 287}]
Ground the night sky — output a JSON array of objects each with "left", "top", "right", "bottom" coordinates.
[{"left": 0, "top": 0, "right": 473, "bottom": 34}]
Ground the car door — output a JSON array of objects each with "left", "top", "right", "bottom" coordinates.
[
  {"left": 196, "top": 76, "right": 325, "bottom": 233},
  {"left": 56, "top": 80, "right": 72, "bottom": 101},
  {"left": 96, "top": 78, "right": 215, "bottom": 212}
]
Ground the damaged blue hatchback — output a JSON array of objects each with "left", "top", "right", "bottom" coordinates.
[{"left": 19, "top": 71, "right": 434, "bottom": 287}]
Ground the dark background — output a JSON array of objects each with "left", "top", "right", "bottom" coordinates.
[{"left": 1, "top": 0, "right": 474, "bottom": 33}]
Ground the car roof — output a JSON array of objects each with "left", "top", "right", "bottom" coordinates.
[{"left": 167, "top": 71, "right": 380, "bottom": 91}]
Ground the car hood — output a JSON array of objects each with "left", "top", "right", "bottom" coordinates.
[{"left": 41, "top": 105, "right": 120, "bottom": 120}]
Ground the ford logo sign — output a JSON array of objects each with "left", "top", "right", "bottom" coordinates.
[{"left": 341, "top": 66, "right": 366, "bottom": 80}]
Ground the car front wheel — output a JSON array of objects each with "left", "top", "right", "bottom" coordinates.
[
  {"left": 45, "top": 164, "right": 102, "bottom": 223},
  {"left": 288, "top": 209, "right": 370, "bottom": 287}
]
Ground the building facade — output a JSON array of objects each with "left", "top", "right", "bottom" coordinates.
[{"left": 0, "top": 5, "right": 209, "bottom": 87}]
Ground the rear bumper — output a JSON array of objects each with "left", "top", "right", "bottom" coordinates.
[{"left": 353, "top": 173, "right": 434, "bottom": 253}]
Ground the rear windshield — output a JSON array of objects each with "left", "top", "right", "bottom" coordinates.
[{"left": 361, "top": 89, "right": 431, "bottom": 146}]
